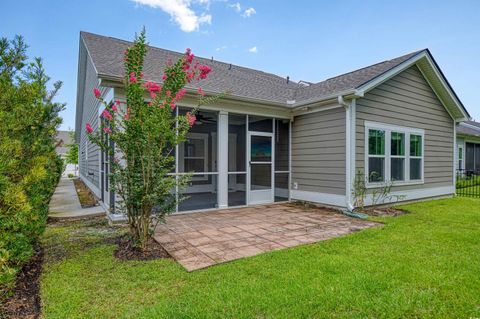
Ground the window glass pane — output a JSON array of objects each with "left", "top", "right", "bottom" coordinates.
[
  {"left": 368, "top": 129, "right": 385, "bottom": 155},
  {"left": 228, "top": 114, "right": 246, "bottom": 172},
  {"left": 228, "top": 173, "right": 246, "bottom": 206},
  {"left": 178, "top": 175, "right": 218, "bottom": 211},
  {"left": 391, "top": 158, "right": 405, "bottom": 181},
  {"left": 391, "top": 132, "right": 405, "bottom": 156},
  {"left": 410, "top": 134, "right": 422, "bottom": 156},
  {"left": 178, "top": 108, "right": 217, "bottom": 173},
  {"left": 274, "top": 173, "right": 289, "bottom": 202},
  {"left": 410, "top": 158, "right": 422, "bottom": 180},
  {"left": 251, "top": 164, "right": 271, "bottom": 190},
  {"left": 249, "top": 116, "right": 272, "bottom": 132},
  {"left": 368, "top": 157, "right": 385, "bottom": 182},
  {"left": 275, "top": 119, "right": 290, "bottom": 171},
  {"left": 251, "top": 136, "right": 272, "bottom": 162}
]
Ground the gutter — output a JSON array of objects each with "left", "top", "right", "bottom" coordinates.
[{"left": 338, "top": 95, "right": 368, "bottom": 219}]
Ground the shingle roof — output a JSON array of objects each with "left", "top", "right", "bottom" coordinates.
[
  {"left": 458, "top": 121, "right": 480, "bottom": 137},
  {"left": 81, "top": 32, "right": 425, "bottom": 106},
  {"left": 294, "top": 51, "right": 423, "bottom": 103}
]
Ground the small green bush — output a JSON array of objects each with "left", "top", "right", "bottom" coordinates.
[{"left": 0, "top": 35, "right": 64, "bottom": 301}]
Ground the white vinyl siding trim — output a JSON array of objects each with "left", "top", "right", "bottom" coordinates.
[{"left": 364, "top": 121, "right": 424, "bottom": 188}]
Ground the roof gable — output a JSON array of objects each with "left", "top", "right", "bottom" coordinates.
[{"left": 353, "top": 50, "right": 469, "bottom": 121}]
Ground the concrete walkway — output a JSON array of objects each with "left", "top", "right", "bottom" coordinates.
[{"left": 49, "top": 177, "right": 105, "bottom": 218}]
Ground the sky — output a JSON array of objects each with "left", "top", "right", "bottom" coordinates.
[{"left": 1, "top": 0, "right": 480, "bottom": 130}]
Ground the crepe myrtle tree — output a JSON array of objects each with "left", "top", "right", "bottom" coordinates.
[{"left": 85, "top": 30, "right": 220, "bottom": 248}]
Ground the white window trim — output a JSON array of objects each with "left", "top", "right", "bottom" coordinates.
[
  {"left": 364, "top": 121, "right": 424, "bottom": 188},
  {"left": 179, "top": 132, "right": 209, "bottom": 181}
]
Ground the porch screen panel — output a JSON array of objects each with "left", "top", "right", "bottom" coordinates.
[
  {"left": 274, "top": 119, "right": 290, "bottom": 201},
  {"left": 466, "top": 143, "right": 475, "bottom": 171},
  {"left": 228, "top": 114, "right": 247, "bottom": 206},
  {"left": 177, "top": 108, "right": 218, "bottom": 211}
]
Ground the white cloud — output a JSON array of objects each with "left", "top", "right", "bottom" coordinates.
[
  {"left": 229, "top": 2, "right": 241, "bottom": 12},
  {"left": 248, "top": 46, "right": 258, "bottom": 53},
  {"left": 131, "top": 0, "right": 212, "bottom": 32},
  {"left": 215, "top": 45, "right": 228, "bottom": 51},
  {"left": 243, "top": 7, "right": 256, "bottom": 17}
]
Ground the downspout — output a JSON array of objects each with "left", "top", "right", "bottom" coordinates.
[{"left": 338, "top": 95, "right": 368, "bottom": 219}]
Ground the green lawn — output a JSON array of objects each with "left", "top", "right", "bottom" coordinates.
[{"left": 40, "top": 197, "right": 480, "bottom": 318}]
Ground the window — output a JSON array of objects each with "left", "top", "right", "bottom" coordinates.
[
  {"left": 365, "top": 122, "right": 424, "bottom": 186},
  {"left": 180, "top": 133, "right": 208, "bottom": 180},
  {"left": 410, "top": 134, "right": 423, "bottom": 180},
  {"left": 458, "top": 146, "right": 463, "bottom": 170},
  {"left": 368, "top": 129, "right": 385, "bottom": 182},
  {"left": 390, "top": 132, "right": 405, "bottom": 181}
]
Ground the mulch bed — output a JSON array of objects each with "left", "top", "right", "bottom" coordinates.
[
  {"left": 1, "top": 244, "right": 42, "bottom": 319},
  {"left": 364, "top": 207, "right": 408, "bottom": 217},
  {"left": 72, "top": 178, "right": 98, "bottom": 208},
  {"left": 114, "top": 236, "right": 171, "bottom": 261}
]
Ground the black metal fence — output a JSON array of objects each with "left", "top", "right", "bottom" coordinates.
[{"left": 456, "top": 169, "right": 480, "bottom": 198}]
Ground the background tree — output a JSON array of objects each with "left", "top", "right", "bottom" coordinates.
[
  {"left": 86, "top": 29, "right": 219, "bottom": 249},
  {"left": 65, "top": 131, "right": 78, "bottom": 175},
  {"left": 0, "top": 35, "right": 64, "bottom": 300}
]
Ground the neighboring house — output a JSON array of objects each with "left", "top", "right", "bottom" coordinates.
[
  {"left": 76, "top": 32, "right": 470, "bottom": 216},
  {"left": 456, "top": 121, "right": 480, "bottom": 172},
  {"left": 55, "top": 130, "right": 77, "bottom": 177}
]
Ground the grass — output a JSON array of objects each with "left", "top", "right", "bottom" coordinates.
[{"left": 40, "top": 197, "right": 480, "bottom": 318}]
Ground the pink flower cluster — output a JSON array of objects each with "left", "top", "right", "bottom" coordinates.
[
  {"left": 93, "top": 88, "right": 101, "bottom": 99},
  {"left": 102, "top": 109, "right": 113, "bottom": 121},
  {"left": 85, "top": 123, "right": 93, "bottom": 134},
  {"left": 144, "top": 81, "right": 161, "bottom": 99},
  {"left": 112, "top": 100, "right": 121, "bottom": 112},
  {"left": 186, "top": 112, "right": 196, "bottom": 127},
  {"left": 129, "top": 72, "right": 137, "bottom": 83},
  {"left": 198, "top": 65, "right": 211, "bottom": 80}
]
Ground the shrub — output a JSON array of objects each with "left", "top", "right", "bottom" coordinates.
[{"left": 0, "top": 36, "right": 64, "bottom": 300}]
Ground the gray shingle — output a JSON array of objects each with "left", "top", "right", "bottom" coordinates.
[
  {"left": 81, "top": 32, "right": 425, "bottom": 106},
  {"left": 294, "top": 50, "right": 423, "bottom": 103}
]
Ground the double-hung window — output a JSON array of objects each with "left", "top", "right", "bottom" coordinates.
[
  {"left": 365, "top": 121, "right": 424, "bottom": 186},
  {"left": 410, "top": 134, "right": 423, "bottom": 180},
  {"left": 458, "top": 146, "right": 463, "bottom": 170}
]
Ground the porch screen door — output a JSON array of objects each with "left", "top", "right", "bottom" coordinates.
[{"left": 248, "top": 133, "right": 274, "bottom": 204}]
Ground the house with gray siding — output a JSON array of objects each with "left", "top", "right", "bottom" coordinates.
[{"left": 76, "top": 32, "right": 470, "bottom": 216}]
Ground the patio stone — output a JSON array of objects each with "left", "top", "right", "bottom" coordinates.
[{"left": 154, "top": 203, "right": 380, "bottom": 271}]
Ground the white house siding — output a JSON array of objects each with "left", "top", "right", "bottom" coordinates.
[
  {"left": 291, "top": 107, "right": 346, "bottom": 197},
  {"left": 78, "top": 55, "right": 107, "bottom": 197},
  {"left": 356, "top": 65, "right": 455, "bottom": 195}
]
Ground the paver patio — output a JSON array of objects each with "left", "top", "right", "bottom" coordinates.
[{"left": 154, "top": 203, "right": 379, "bottom": 271}]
